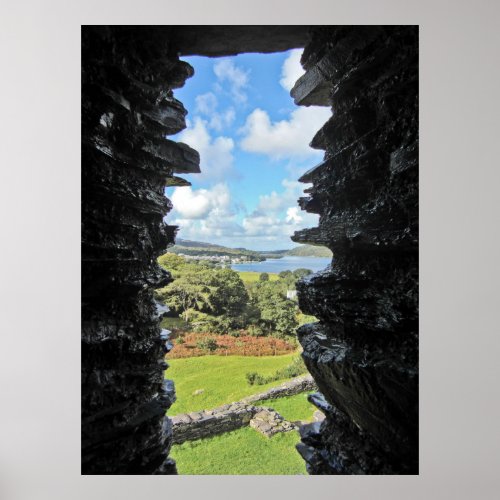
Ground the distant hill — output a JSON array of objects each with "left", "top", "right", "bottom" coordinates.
[
  {"left": 170, "top": 239, "right": 265, "bottom": 261},
  {"left": 169, "top": 239, "right": 332, "bottom": 260},
  {"left": 173, "top": 239, "right": 221, "bottom": 249},
  {"left": 285, "top": 245, "right": 332, "bottom": 258}
]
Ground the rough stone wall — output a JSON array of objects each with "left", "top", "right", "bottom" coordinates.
[
  {"left": 171, "top": 403, "right": 259, "bottom": 444},
  {"left": 81, "top": 27, "right": 199, "bottom": 474},
  {"left": 172, "top": 404, "right": 300, "bottom": 444},
  {"left": 241, "top": 374, "right": 316, "bottom": 403},
  {"left": 172, "top": 374, "right": 316, "bottom": 443},
  {"left": 291, "top": 26, "right": 419, "bottom": 474}
]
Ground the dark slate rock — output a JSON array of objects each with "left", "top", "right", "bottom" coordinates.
[
  {"left": 290, "top": 57, "right": 332, "bottom": 107},
  {"left": 171, "top": 26, "right": 310, "bottom": 57},
  {"left": 294, "top": 26, "right": 418, "bottom": 475}
]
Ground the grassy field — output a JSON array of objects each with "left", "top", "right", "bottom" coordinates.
[
  {"left": 167, "top": 354, "right": 299, "bottom": 414},
  {"left": 171, "top": 427, "right": 307, "bottom": 475},
  {"left": 255, "top": 393, "right": 317, "bottom": 423},
  {"left": 167, "top": 354, "right": 316, "bottom": 474},
  {"left": 237, "top": 271, "right": 279, "bottom": 283}
]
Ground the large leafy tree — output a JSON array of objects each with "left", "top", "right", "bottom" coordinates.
[
  {"left": 210, "top": 268, "right": 249, "bottom": 317},
  {"left": 157, "top": 268, "right": 216, "bottom": 322},
  {"left": 157, "top": 253, "right": 300, "bottom": 337},
  {"left": 277, "top": 269, "right": 313, "bottom": 290},
  {"left": 157, "top": 252, "right": 188, "bottom": 275},
  {"left": 156, "top": 260, "right": 248, "bottom": 325},
  {"left": 253, "top": 282, "right": 298, "bottom": 338},
  {"left": 293, "top": 268, "right": 313, "bottom": 280}
]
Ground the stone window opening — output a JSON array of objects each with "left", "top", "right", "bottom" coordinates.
[{"left": 156, "top": 50, "right": 333, "bottom": 473}]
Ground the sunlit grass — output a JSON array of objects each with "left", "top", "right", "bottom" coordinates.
[
  {"left": 167, "top": 354, "right": 316, "bottom": 474},
  {"left": 166, "top": 354, "right": 298, "bottom": 415},
  {"left": 255, "top": 393, "right": 317, "bottom": 423},
  {"left": 171, "top": 427, "right": 307, "bottom": 475},
  {"left": 237, "top": 271, "right": 279, "bottom": 283}
]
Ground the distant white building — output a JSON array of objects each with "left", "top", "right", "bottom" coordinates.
[{"left": 286, "top": 290, "right": 298, "bottom": 300}]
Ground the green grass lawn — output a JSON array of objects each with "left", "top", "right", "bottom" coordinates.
[
  {"left": 166, "top": 354, "right": 315, "bottom": 475},
  {"left": 237, "top": 271, "right": 279, "bottom": 283},
  {"left": 170, "top": 427, "right": 307, "bottom": 475},
  {"left": 167, "top": 354, "right": 298, "bottom": 415},
  {"left": 255, "top": 393, "right": 317, "bottom": 423}
]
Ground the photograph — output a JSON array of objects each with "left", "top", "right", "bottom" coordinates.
[
  {"left": 2, "top": 0, "right": 500, "bottom": 498},
  {"left": 82, "top": 25, "right": 418, "bottom": 475}
]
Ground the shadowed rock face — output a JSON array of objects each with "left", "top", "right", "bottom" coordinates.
[
  {"left": 291, "top": 26, "right": 418, "bottom": 474},
  {"left": 81, "top": 26, "right": 199, "bottom": 474},
  {"left": 171, "top": 25, "right": 310, "bottom": 57},
  {"left": 81, "top": 25, "right": 418, "bottom": 475}
]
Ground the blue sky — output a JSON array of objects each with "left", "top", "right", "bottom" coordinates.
[{"left": 166, "top": 49, "right": 331, "bottom": 250}]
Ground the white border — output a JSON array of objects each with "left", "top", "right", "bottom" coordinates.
[{"left": 1, "top": 0, "right": 500, "bottom": 499}]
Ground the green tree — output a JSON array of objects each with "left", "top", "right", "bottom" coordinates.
[
  {"left": 293, "top": 268, "right": 313, "bottom": 280},
  {"left": 259, "top": 272, "right": 270, "bottom": 282},
  {"left": 210, "top": 268, "right": 249, "bottom": 318},
  {"left": 157, "top": 263, "right": 249, "bottom": 329},
  {"left": 157, "top": 253, "right": 187, "bottom": 275},
  {"left": 253, "top": 282, "right": 298, "bottom": 338},
  {"left": 278, "top": 270, "right": 296, "bottom": 290},
  {"left": 157, "top": 268, "right": 216, "bottom": 322}
]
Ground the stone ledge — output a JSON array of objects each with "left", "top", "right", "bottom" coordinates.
[{"left": 250, "top": 408, "right": 297, "bottom": 437}]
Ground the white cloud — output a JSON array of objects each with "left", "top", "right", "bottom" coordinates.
[
  {"left": 170, "top": 183, "right": 231, "bottom": 220},
  {"left": 255, "top": 191, "right": 284, "bottom": 213},
  {"left": 253, "top": 178, "right": 304, "bottom": 215},
  {"left": 195, "top": 93, "right": 236, "bottom": 132},
  {"left": 198, "top": 218, "right": 243, "bottom": 238},
  {"left": 171, "top": 189, "right": 210, "bottom": 219},
  {"left": 285, "top": 206, "right": 302, "bottom": 224},
  {"left": 242, "top": 214, "right": 283, "bottom": 236},
  {"left": 209, "top": 107, "right": 236, "bottom": 132},
  {"left": 169, "top": 184, "right": 246, "bottom": 241},
  {"left": 280, "top": 49, "right": 305, "bottom": 91},
  {"left": 241, "top": 209, "right": 318, "bottom": 240},
  {"left": 167, "top": 176, "right": 319, "bottom": 249},
  {"left": 213, "top": 59, "right": 249, "bottom": 103},
  {"left": 177, "top": 117, "right": 237, "bottom": 183},
  {"left": 239, "top": 106, "right": 331, "bottom": 160},
  {"left": 239, "top": 177, "right": 319, "bottom": 244},
  {"left": 195, "top": 92, "right": 218, "bottom": 115}
]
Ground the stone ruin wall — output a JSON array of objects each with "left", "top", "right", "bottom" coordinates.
[
  {"left": 81, "top": 26, "right": 418, "bottom": 475},
  {"left": 240, "top": 374, "right": 317, "bottom": 403},
  {"left": 172, "top": 403, "right": 258, "bottom": 444},
  {"left": 171, "top": 375, "right": 317, "bottom": 444},
  {"left": 172, "top": 404, "right": 302, "bottom": 444}
]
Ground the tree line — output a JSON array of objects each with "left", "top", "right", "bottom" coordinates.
[{"left": 156, "top": 253, "right": 314, "bottom": 339}]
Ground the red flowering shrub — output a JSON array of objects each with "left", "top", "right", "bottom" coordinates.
[{"left": 168, "top": 333, "right": 295, "bottom": 359}]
